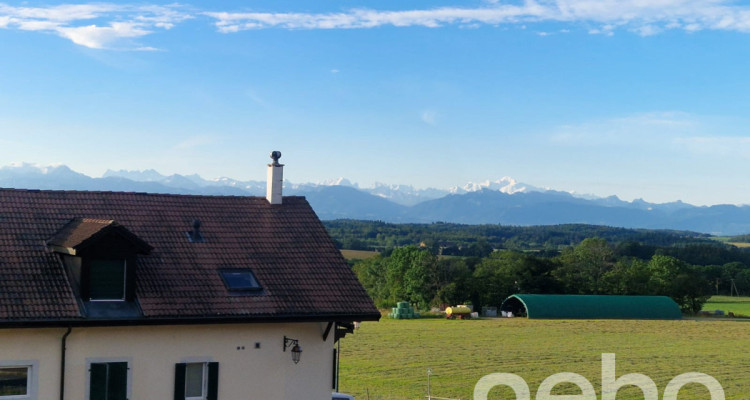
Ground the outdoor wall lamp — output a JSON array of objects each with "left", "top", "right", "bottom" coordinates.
[{"left": 283, "top": 336, "right": 302, "bottom": 364}]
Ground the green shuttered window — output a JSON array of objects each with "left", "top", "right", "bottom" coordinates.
[{"left": 89, "top": 362, "right": 128, "bottom": 400}]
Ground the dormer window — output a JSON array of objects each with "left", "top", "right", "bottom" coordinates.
[
  {"left": 48, "top": 218, "right": 152, "bottom": 316},
  {"left": 89, "top": 259, "right": 127, "bottom": 301}
]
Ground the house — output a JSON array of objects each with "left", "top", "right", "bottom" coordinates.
[{"left": 0, "top": 152, "right": 380, "bottom": 400}]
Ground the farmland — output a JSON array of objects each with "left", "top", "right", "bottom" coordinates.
[
  {"left": 703, "top": 296, "right": 750, "bottom": 317},
  {"left": 341, "top": 249, "right": 381, "bottom": 261},
  {"left": 338, "top": 316, "right": 750, "bottom": 399}
]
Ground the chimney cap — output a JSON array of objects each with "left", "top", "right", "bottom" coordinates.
[{"left": 269, "top": 151, "right": 282, "bottom": 166}]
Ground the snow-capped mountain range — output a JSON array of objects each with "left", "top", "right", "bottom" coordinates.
[
  {"left": 0, "top": 163, "right": 747, "bottom": 235},
  {"left": 102, "top": 166, "right": 550, "bottom": 206}
]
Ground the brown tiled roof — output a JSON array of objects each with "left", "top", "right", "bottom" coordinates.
[
  {"left": 0, "top": 189, "right": 380, "bottom": 325},
  {"left": 47, "top": 218, "right": 153, "bottom": 254}
]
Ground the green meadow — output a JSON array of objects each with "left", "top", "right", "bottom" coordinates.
[
  {"left": 339, "top": 315, "right": 750, "bottom": 399},
  {"left": 703, "top": 296, "right": 750, "bottom": 317}
]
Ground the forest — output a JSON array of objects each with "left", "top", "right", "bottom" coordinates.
[{"left": 324, "top": 220, "right": 750, "bottom": 314}]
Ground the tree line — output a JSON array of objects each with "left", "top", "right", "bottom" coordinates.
[
  {"left": 324, "top": 220, "right": 715, "bottom": 254},
  {"left": 350, "top": 238, "right": 750, "bottom": 315}
]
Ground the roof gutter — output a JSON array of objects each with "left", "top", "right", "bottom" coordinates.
[
  {"left": 0, "top": 312, "right": 382, "bottom": 330},
  {"left": 60, "top": 326, "right": 72, "bottom": 400}
]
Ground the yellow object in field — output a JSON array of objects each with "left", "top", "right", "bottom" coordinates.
[{"left": 445, "top": 305, "right": 472, "bottom": 316}]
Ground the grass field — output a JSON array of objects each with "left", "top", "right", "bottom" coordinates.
[
  {"left": 709, "top": 237, "right": 750, "bottom": 248},
  {"left": 340, "top": 249, "right": 381, "bottom": 260},
  {"left": 339, "top": 316, "right": 750, "bottom": 399},
  {"left": 703, "top": 295, "right": 750, "bottom": 316}
]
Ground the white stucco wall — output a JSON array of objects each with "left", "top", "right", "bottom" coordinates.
[{"left": 0, "top": 322, "right": 336, "bottom": 400}]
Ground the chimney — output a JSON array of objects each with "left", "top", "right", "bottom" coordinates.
[{"left": 266, "top": 151, "right": 284, "bottom": 204}]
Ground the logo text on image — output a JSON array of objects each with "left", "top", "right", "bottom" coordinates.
[{"left": 473, "top": 353, "right": 725, "bottom": 400}]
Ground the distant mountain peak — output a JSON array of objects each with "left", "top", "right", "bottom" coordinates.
[
  {"left": 448, "top": 176, "right": 542, "bottom": 195},
  {"left": 4, "top": 162, "right": 71, "bottom": 175},
  {"left": 103, "top": 168, "right": 166, "bottom": 182},
  {"left": 316, "top": 177, "right": 358, "bottom": 187}
]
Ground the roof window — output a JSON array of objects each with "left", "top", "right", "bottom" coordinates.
[{"left": 219, "top": 270, "right": 261, "bottom": 292}]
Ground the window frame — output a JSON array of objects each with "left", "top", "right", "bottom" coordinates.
[
  {"left": 85, "top": 358, "right": 132, "bottom": 400},
  {"left": 175, "top": 359, "right": 218, "bottom": 400},
  {"left": 218, "top": 269, "right": 262, "bottom": 293},
  {"left": 184, "top": 362, "right": 207, "bottom": 400},
  {"left": 0, "top": 361, "right": 38, "bottom": 400}
]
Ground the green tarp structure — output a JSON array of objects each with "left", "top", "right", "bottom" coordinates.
[{"left": 500, "top": 294, "right": 682, "bottom": 320}]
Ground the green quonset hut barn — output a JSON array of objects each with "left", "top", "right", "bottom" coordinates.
[{"left": 500, "top": 294, "right": 682, "bottom": 320}]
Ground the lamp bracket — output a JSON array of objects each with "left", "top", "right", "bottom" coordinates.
[{"left": 283, "top": 336, "right": 299, "bottom": 352}]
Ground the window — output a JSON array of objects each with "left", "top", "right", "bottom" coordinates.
[
  {"left": 88, "top": 362, "right": 128, "bottom": 400},
  {"left": 0, "top": 361, "right": 37, "bottom": 400},
  {"left": 0, "top": 366, "right": 29, "bottom": 398},
  {"left": 185, "top": 363, "right": 205, "bottom": 399},
  {"left": 219, "top": 270, "right": 261, "bottom": 292},
  {"left": 89, "top": 260, "right": 126, "bottom": 300},
  {"left": 174, "top": 362, "right": 218, "bottom": 400}
]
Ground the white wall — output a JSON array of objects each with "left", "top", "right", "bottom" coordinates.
[{"left": 0, "top": 322, "right": 336, "bottom": 400}]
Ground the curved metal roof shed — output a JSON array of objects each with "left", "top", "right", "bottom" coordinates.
[{"left": 500, "top": 294, "right": 682, "bottom": 320}]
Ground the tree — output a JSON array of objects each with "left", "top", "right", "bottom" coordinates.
[
  {"left": 646, "top": 255, "right": 710, "bottom": 314},
  {"left": 554, "top": 238, "right": 614, "bottom": 294},
  {"left": 387, "top": 246, "right": 438, "bottom": 309},
  {"left": 470, "top": 251, "right": 560, "bottom": 309},
  {"left": 352, "top": 255, "right": 390, "bottom": 308},
  {"left": 601, "top": 258, "right": 651, "bottom": 295},
  {"left": 436, "top": 258, "right": 472, "bottom": 306}
]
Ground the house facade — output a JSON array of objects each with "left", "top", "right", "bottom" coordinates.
[{"left": 0, "top": 153, "right": 379, "bottom": 400}]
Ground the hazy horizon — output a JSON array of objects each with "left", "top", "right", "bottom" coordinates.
[{"left": 1, "top": 161, "right": 744, "bottom": 207}]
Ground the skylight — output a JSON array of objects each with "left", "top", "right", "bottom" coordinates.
[{"left": 219, "top": 270, "right": 261, "bottom": 292}]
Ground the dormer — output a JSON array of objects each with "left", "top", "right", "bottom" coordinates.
[{"left": 48, "top": 218, "right": 152, "bottom": 317}]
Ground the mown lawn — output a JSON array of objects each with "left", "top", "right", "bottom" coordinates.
[
  {"left": 339, "top": 316, "right": 750, "bottom": 399},
  {"left": 703, "top": 295, "right": 750, "bottom": 317}
]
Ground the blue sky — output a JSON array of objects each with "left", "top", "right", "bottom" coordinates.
[{"left": 2, "top": 1, "right": 750, "bottom": 206}]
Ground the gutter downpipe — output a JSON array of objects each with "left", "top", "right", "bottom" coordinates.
[{"left": 60, "top": 327, "right": 72, "bottom": 400}]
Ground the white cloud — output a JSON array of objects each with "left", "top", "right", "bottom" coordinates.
[
  {"left": 6, "top": 1, "right": 750, "bottom": 49},
  {"left": 204, "top": 4, "right": 545, "bottom": 32},
  {"left": 204, "top": 0, "right": 750, "bottom": 36},
  {"left": 0, "top": 3, "right": 190, "bottom": 49},
  {"left": 421, "top": 110, "right": 437, "bottom": 125},
  {"left": 57, "top": 22, "right": 151, "bottom": 49}
]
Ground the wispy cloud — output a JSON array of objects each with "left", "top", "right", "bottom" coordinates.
[
  {"left": 0, "top": 3, "right": 191, "bottom": 49},
  {"left": 548, "top": 110, "right": 750, "bottom": 159},
  {"left": 6, "top": 1, "right": 750, "bottom": 50},
  {"left": 204, "top": 4, "right": 548, "bottom": 33},
  {"left": 673, "top": 136, "right": 750, "bottom": 158},
  {"left": 205, "top": 0, "right": 750, "bottom": 35},
  {"left": 549, "top": 111, "right": 699, "bottom": 146},
  {"left": 421, "top": 110, "right": 438, "bottom": 125},
  {"left": 174, "top": 135, "right": 217, "bottom": 151}
]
